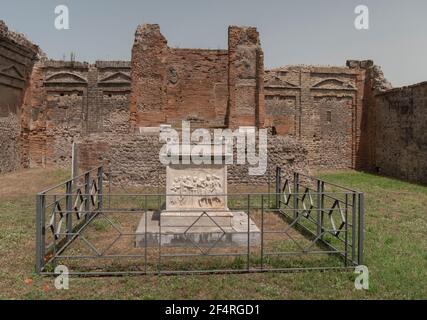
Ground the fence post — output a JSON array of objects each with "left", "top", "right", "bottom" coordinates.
[
  {"left": 267, "top": 168, "right": 271, "bottom": 209},
  {"left": 316, "top": 179, "right": 323, "bottom": 238},
  {"left": 351, "top": 192, "right": 357, "bottom": 263},
  {"left": 358, "top": 193, "right": 365, "bottom": 265},
  {"left": 247, "top": 194, "right": 250, "bottom": 271},
  {"left": 84, "top": 172, "right": 90, "bottom": 222},
  {"left": 344, "top": 193, "right": 349, "bottom": 267},
  {"left": 275, "top": 167, "right": 282, "bottom": 209},
  {"left": 293, "top": 172, "right": 299, "bottom": 219},
  {"left": 260, "top": 194, "right": 264, "bottom": 271},
  {"left": 97, "top": 166, "right": 103, "bottom": 211},
  {"left": 66, "top": 181, "right": 73, "bottom": 241},
  {"left": 108, "top": 163, "right": 112, "bottom": 209},
  {"left": 35, "top": 194, "right": 45, "bottom": 273}
]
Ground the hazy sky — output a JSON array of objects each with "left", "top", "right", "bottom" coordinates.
[{"left": 1, "top": 0, "right": 426, "bottom": 87}]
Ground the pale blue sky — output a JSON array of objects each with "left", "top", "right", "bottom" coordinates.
[{"left": 1, "top": 0, "right": 426, "bottom": 86}]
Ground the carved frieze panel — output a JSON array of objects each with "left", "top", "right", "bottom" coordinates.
[{"left": 166, "top": 165, "right": 227, "bottom": 211}]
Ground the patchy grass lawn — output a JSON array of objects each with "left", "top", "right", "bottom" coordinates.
[{"left": 0, "top": 168, "right": 426, "bottom": 299}]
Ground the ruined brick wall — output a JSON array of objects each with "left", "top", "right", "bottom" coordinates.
[
  {"left": 130, "top": 24, "right": 263, "bottom": 129},
  {"left": 77, "top": 131, "right": 309, "bottom": 187},
  {"left": 0, "top": 20, "right": 39, "bottom": 172},
  {"left": 44, "top": 24, "right": 394, "bottom": 181},
  {"left": 347, "top": 60, "right": 392, "bottom": 171},
  {"left": 130, "top": 24, "right": 168, "bottom": 128},
  {"left": 227, "top": 26, "right": 264, "bottom": 128},
  {"left": 166, "top": 48, "right": 228, "bottom": 128},
  {"left": 21, "top": 60, "right": 131, "bottom": 168},
  {"left": 375, "top": 82, "right": 427, "bottom": 184},
  {"left": 263, "top": 61, "right": 392, "bottom": 171},
  {"left": 90, "top": 61, "right": 131, "bottom": 134},
  {"left": 264, "top": 65, "right": 359, "bottom": 169},
  {"left": 11, "top": 20, "right": 427, "bottom": 187},
  {"left": 0, "top": 113, "right": 21, "bottom": 172}
]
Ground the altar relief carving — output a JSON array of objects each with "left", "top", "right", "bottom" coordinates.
[
  {"left": 166, "top": 165, "right": 228, "bottom": 211},
  {"left": 170, "top": 174, "right": 224, "bottom": 209}
]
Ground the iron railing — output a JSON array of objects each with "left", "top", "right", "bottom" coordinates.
[
  {"left": 36, "top": 167, "right": 105, "bottom": 273},
  {"left": 35, "top": 166, "right": 364, "bottom": 276},
  {"left": 275, "top": 168, "right": 364, "bottom": 267}
]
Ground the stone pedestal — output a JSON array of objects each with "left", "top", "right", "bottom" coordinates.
[
  {"left": 135, "top": 147, "right": 260, "bottom": 248},
  {"left": 135, "top": 211, "right": 260, "bottom": 248}
]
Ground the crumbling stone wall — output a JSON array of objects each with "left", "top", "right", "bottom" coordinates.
[
  {"left": 0, "top": 20, "right": 39, "bottom": 172},
  {"left": 375, "top": 82, "right": 427, "bottom": 184},
  {"left": 347, "top": 60, "right": 392, "bottom": 171},
  {"left": 76, "top": 131, "right": 309, "bottom": 187},
  {"left": 227, "top": 26, "right": 265, "bottom": 128},
  {"left": 130, "top": 24, "right": 263, "bottom": 129},
  {"left": 17, "top": 23, "right": 388, "bottom": 183},
  {"left": 8, "top": 20, "right": 427, "bottom": 186},
  {"left": 264, "top": 65, "right": 359, "bottom": 169},
  {"left": 166, "top": 48, "right": 228, "bottom": 128},
  {"left": 130, "top": 24, "right": 168, "bottom": 128},
  {"left": 264, "top": 62, "right": 392, "bottom": 170},
  {"left": 21, "top": 59, "right": 131, "bottom": 168},
  {"left": 0, "top": 113, "right": 21, "bottom": 172}
]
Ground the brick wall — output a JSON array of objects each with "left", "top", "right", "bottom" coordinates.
[
  {"left": 0, "top": 113, "right": 21, "bottom": 172},
  {"left": 0, "top": 20, "right": 39, "bottom": 173},
  {"left": 375, "top": 82, "right": 427, "bottom": 184},
  {"left": 77, "top": 131, "right": 309, "bottom": 187},
  {"left": 347, "top": 60, "right": 392, "bottom": 171},
  {"left": 166, "top": 48, "right": 228, "bottom": 127},
  {"left": 130, "top": 24, "right": 264, "bottom": 129},
  {"left": 264, "top": 65, "right": 359, "bottom": 169},
  {"left": 7, "top": 20, "right": 427, "bottom": 186},
  {"left": 263, "top": 62, "right": 392, "bottom": 170},
  {"left": 227, "top": 26, "right": 265, "bottom": 128},
  {"left": 21, "top": 60, "right": 131, "bottom": 168}
]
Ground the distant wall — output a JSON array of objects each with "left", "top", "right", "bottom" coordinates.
[
  {"left": 0, "top": 20, "right": 39, "bottom": 173},
  {"left": 8, "top": 20, "right": 427, "bottom": 187},
  {"left": 227, "top": 26, "right": 265, "bottom": 128},
  {"left": 263, "top": 61, "right": 392, "bottom": 171},
  {"left": 166, "top": 48, "right": 228, "bottom": 127},
  {"left": 21, "top": 60, "right": 131, "bottom": 168},
  {"left": 375, "top": 82, "right": 427, "bottom": 184},
  {"left": 77, "top": 131, "right": 309, "bottom": 187},
  {"left": 346, "top": 60, "right": 392, "bottom": 171},
  {"left": 264, "top": 65, "right": 359, "bottom": 169},
  {"left": 130, "top": 24, "right": 264, "bottom": 129}
]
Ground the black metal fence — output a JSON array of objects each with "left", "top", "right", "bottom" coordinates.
[
  {"left": 275, "top": 168, "right": 364, "bottom": 267},
  {"left": 35, "top": 166, "right": 364, "bottom": 276}
]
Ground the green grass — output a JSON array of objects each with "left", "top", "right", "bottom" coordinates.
[{"left": 0, "top": 168, "right": 426, "bottom": 299}]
